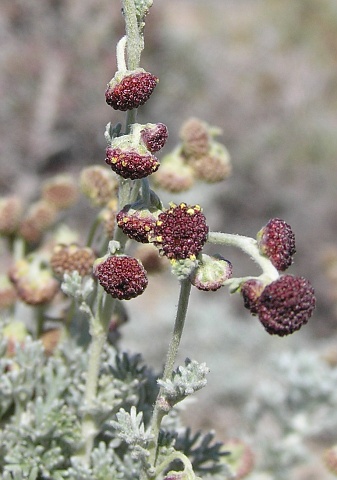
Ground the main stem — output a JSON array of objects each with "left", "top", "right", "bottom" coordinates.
[
  {"left": 144, "top": 279, "right": 192, "bottom": 478},
  {"left": 122, "top": 0, "right": 143, "bottom": 70},
  {"left": 79, "top": 0, "right": 144, "bottom": 467},
  {"left": 80, "top": 286, "right": 113, "bottom": 464}
]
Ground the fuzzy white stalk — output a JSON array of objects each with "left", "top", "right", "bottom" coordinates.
[{"left": 207, "top": 231, "right": 279, "bottom": 282}]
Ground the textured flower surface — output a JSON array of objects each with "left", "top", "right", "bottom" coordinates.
[
  {"left": 256, "top": 275, "right": 316, "bottom": 336},
  {"left": 140, "top": 123, "right": 169, "bottom": 153},
  {"left": 241, "top": 279, "right": 265, "bottom": 315},
  {"left": 105, "top": 71, "right": 158, "bottom": 111},
  {"left": 105, "top": 147, "right": 160, "bottom": 179},
  {"left": 93, "top": 255, "right": 148, "bottom": 300},
  {"left": 257, "top": 218, "right": 296, "bottom": 271},
  {"left": 116, "top": 207, "right": 156, "bottom": 243},
  {"left": 153, "top": 203, "right": 208, "bottom": 260}
]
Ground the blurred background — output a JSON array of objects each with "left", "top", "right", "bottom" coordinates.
[{"left": 2, "top": 0, "right": 337, "bottom": 478}]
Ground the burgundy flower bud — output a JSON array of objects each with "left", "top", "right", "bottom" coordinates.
[
  {"left": 93, "top": 255, "right": 148, "bottom": 300},
  {"left": 256, "top": 275, "right": 316, "bottom": 336},
  {"left": 105, "top": 69, "right": 158, "bottom": 111},
  {"left": 105, "top": 146, "right": 160, "bottom": 180},
  {"left": 140, "top": 122, "right": 169, "bottom": 153},
  {"left": 116, "top": 205, "right": 158, "bottom": 243},
  {"left": 152, "top": 203, "right": 209, "bottom": 260},
  {"left": 257, "top": 218, "right": 296, "bottom": 271}
]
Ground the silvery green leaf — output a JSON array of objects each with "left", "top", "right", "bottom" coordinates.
[
  {"left": 110, "top": 406, "right": 152, "bottom": 448},
  {"left": 158, "top": 359, "right": 209, "bottom": 404}
]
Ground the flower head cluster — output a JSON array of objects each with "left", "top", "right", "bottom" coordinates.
[
  {"left": 93, "top": 255, "right": 148, "bottom": 300},
  {"left": 152, "top": 203, "right": 208, "bottom": 260},
  {"left": 257, "top": 218, "right": 296, "bottom": 271},
  {"left": 241, "top": 275, "right": 316, "bottom": 336},
  {"left": 153, "top": 117, "right": 231, "bottom": 193},
  {"left": 50, "top": 244, "right": 96, "bottom": 278},
  {"left": 105, "top": 69, "right": 158, "bottom": 111},
  {"left": 180, "top": 117, "right": 231, "bottom": 183}
]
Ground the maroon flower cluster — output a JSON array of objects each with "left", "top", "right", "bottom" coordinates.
[
  {"left": 93, "top": 255, "right": 148, "bottom": 300},
  {"left": 116, "top": 207, "right": 156, "bottom": 243},
  {"left": 153, "top": 203, "right": 208, "bottom": 260},
  {"left": 241, "top": 275, "right": 316, "bottom": 336},
  {"left": 105, "top": 71, "right": 158, "bottom": 111},
  {"left": 257, "top": 218, "right": 296, "bottom": 271},
  {"left": 141, "top": 123, "right": 169, "bottom": 153},
  {"left": 105, "top": 147, "right": 160, "bottom": 180}
]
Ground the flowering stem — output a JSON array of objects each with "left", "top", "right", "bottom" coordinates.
[
  {"left": 126, "top": 109, "right": 137, "bottom": 133},
  {"left": 162, "top": 279, "right": 192, "bottom": 382},
  {"left": 79, "top": 286, "right": 114, "bottom": 465},
  {"left": 121, "top": 0, "right": 143, "bottom": 70},
  {"left": 144, "top": 279, "right": 192, "bottom": 477},
  {"left": 207, "top": 231, "right": 279, "bottom": 281}
]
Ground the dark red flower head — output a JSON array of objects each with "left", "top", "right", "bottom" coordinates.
[
  {"left": 93, "top": 255, "right": 148, "bottom": 300},
  {"left": 105, "top": 70, "right": 158, "bottom": 111},
  {"left": 140, "top": 123, "right": 169, "bottom": 153},
  {"left": 257, "top": 218, "right": 296, "bottom": 271},
  {"left": 256, "top": 275, "right": 315, "bottom": 336},
  {"left": 116, "top": 206, "right": 157, "bottom": 243},
  {"left": 105, "top": 146, "right": 160, "bottom": 180},
  {"left": 152, "top": 203, "right": 208, "bottom": 260}
]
